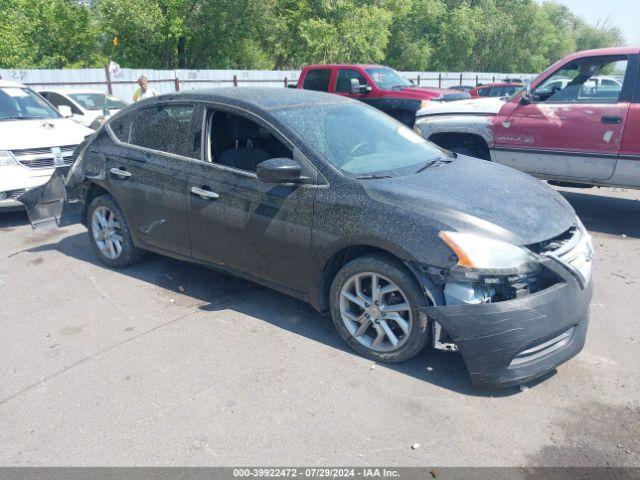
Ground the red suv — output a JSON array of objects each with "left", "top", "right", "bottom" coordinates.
[
  {"left": 415, "top": 47, "right": 640, "bottom": 189},
  {"left": 297, "top": 64, "right": 469, "bottom": 126}
]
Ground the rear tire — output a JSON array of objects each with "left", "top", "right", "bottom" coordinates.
[
  {"left": 330, "top": 254, "right": 430, "bottom": 363},
  {"left": 87, "top": 194, "right": 143, "bottom": 268}
]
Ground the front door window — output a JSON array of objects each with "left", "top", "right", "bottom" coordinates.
[{"left": 534, "top": 56, "right": 628, "bottom": 104}]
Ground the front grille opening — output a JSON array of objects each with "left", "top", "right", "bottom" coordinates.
[{"left": 527, "top": 227, "right": 577, "bottom": 255}]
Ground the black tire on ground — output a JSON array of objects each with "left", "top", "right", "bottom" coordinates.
[
  {"left": 86, "top": 194, "right": 144, "bottom": 268},
  {"left": 329, "top": 254, "right": 431, "bottom": 363}
]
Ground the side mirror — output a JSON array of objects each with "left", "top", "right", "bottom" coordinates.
[
  {"left": 350, "top": 78, "right": 370, "bottom": 95},
  {"left": 257, "top": 158, "right": 302, "bottom": 184},
  {"left": 58, "top": 105, "right": 73, "bottom": 118},
  {"left": 520, "top": 84, "right": 532, "bottom": 105}
]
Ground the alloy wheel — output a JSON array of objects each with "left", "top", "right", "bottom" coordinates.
[
  {"left": 91, "top": 205, "right": 123, "bottom": 259},
  {"left": 339, "top": 272, "right": 413, "bottom": 352}
]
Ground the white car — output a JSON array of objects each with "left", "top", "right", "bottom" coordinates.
[
  {"left": 38, "top": 89, "right": 128, "bottom": 129},
  {"left": 0, "top": 80, "right": 93, "bottom": 210}
]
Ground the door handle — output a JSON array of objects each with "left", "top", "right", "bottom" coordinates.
[
  {"left": 109, "top": 167, "right": 132, "bottom": 179},
  {"left": 601, "top": 115, "right": 622, "bottom": 124},
  {"left": 190, "top": 186, "right": 220, "bottom": 200}
]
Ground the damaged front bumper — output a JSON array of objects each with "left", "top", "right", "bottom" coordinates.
[{"left": 422, "top": 261, "right": 592, "bottom": 388}]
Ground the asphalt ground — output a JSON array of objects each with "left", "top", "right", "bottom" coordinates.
[{"left": 0, "top": 186, "right": 638, "bottom": 466}]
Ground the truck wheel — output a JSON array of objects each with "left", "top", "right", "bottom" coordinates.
[
  {"left": 330, "top": 254, "right": 430, "bottom": 363},
  {"left": 87, "top": 194, "right": 144, "bottom": 268}
]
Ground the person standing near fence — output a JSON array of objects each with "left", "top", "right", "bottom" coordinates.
[{"left": 133, "top": 75, "right": 158, "bottom": 101}]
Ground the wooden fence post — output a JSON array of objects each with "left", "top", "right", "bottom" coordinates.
[
  {"left": 104, "top": 64, "right": 113, "bottom": 95},
  {"left": 438, "top": 73, "right": 442, "bottom": 89},
  {"left": 174, "top": 76, "right": 180, "bottom": 91},
  {"left": 284, "top": 77, "right": 288, "bottom": 88},
  {"left": 459, "top": 73, "right": 463, "bottom": 86},
  {"left": 417, "top": 74, "right": 421, "bottom": 86},
  {"left": 233, "top": 75, "right": 238, "bottom": 87}
]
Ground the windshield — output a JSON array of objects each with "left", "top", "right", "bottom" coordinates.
[
  {"left": 365, "top": 67, "right": 412, "bottom": 90},
  {"left": 0, "top": 87, "right": 60, "bottom": 120},
  {"left": 274, "top": 101, "right": 450, "bottom": 178},
  {"left": 70, "top": 93, "right": 127, "bottom": 110}
]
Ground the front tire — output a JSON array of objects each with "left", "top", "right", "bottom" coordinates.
[
  {"left": 87, "top": 194, "right": 143, "bottom": 268},
  {"left": 329, "top": 254, "right": 430, "bottom": 363}
]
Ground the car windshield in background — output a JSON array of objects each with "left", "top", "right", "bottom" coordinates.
[
  {"left": 70, "top": 93, "right": 127, "bottom": 110},
  {"left": 0, "top": 87, "right": 60, "bottom": 120},
  {"left": 275, "top": 102, "right": 450, "bottom": 178},
  {"left": 365, "top": 67, "right": 412, "bottom": 90}
]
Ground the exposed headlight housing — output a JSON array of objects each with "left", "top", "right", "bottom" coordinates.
[
  {"left": 0, "top": 150, "right": 18, "bottom": 166},
  {"left": 439, "top": 231, "right": 540, "bottom": 278}
]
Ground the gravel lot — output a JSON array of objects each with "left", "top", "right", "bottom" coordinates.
[{"left": 0, "top": 186, "right": 638, "bottom": 466}]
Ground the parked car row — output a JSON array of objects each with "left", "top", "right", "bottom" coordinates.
[
  {"left": 0, "top": 83, "right": 128, "bottom": 210},
  {"left": 8, "top": 48, "right": 629, "bottom": 389}
]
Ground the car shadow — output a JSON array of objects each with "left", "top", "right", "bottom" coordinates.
[
  {"left": 559, "top": 189, "right": 640, "bottom": 239},
  {"left": 13, "top": 230, "right": 526, "bottom": 398}
]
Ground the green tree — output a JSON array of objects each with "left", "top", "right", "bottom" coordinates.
[
  {"left": 260, "top": 0, "right": 394, "bottom": 69},
  {"left": 0, "top": 0, "right": 101, "bottom": 69}
]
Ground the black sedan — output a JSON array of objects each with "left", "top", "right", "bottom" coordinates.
[{"left": 23, "top": 88, "right": 594, "bottom": 388}]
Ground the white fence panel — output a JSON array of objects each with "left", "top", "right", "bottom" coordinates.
[{"left": 1, "top": 67, "right": 538, "bottom": 100}]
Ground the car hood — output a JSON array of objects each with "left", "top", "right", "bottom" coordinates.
[
  {"left": 388, "top": 86, "right": 470, "bottom": 101},
  {"left": 0, "top": 118, "right": 93, "bottom": 150},
  {"left": 362, "top": 155, "right": 575, "bottom": 245},
  {"left": 416, "top": 97, "right": 506, "bottom": 117}
]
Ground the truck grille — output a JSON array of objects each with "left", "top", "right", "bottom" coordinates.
[{"left": 10, "top": 145, "right": 79, "bottom": 169}]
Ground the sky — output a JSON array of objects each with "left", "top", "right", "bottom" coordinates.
[{"left": 543, "top": 0, "right": 640, "bottom": 46}]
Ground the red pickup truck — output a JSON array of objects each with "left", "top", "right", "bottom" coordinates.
[
  {"left": 415, "top": 47, "right": 640, "bottom": 189},
  {"left": 297, "top": 64, "right": 469, "bottom": 127}
]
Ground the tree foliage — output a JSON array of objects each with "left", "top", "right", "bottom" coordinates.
[{"left": 0, "top": 0, "right": 626, "bottom": 72}]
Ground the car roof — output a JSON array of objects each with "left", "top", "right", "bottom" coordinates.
[
  {"left": 304, "top": 64, "right": 385, "bottom": 69},
  {"left": 37, "top": 88, "right": 108, "bottom": 95},
  {"left": 139, "top": 87, "right": 356, "bottom": 112},
  {"left": 566, "top": 46, "right": 640, "bottom": 59},
  {"left": 0, "top": 79, "right": 27, "bottom": 88}
]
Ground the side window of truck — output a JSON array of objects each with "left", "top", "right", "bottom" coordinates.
[
  {"left": 302, "top": 69, "right": 331, "bottom": 92},
  {"left": 534, "top": 56, "right": 628, "bottom": 104},
  {"left": 335, "top": 69, "right": 368, "bottom": 93}
]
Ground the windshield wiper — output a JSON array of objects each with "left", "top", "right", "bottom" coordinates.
[
  {"left": 414, "top": 158, "right": 452, "bottom": 174},
  {"left": 388, "top": 85, "right": 408, "bottom": 90},
  {"left": 355, "top": 174, "right": 394, "bottom": 180}
]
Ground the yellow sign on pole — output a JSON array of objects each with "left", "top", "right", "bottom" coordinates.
[{"left": 112, "top": 36, "right": 119, "bottom": 47}]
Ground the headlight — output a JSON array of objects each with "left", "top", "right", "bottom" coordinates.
[
  {"left": 0, "top": 150, "right": 18, "bottom": 166},
  {"left": 439, "top": 231, "right": 540, "bottom": 277}
]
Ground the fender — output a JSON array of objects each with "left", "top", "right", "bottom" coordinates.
[{"left": 414, "top": 114, "right": 495, "bottom": 149}]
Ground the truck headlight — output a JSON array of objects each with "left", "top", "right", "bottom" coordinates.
[
  {"left": 0, "top": 151, "right": 18, "bottom": 166},
  {"left": 439, "top": 231, "right": 540, "bottom": 278}
]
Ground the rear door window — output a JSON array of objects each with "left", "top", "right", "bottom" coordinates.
[
  {"left": 129, "top": 104, "right": 197, "bottom": 157},
  {"left": 302, "top": 69, "right": 332, "bottom": 92}
]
